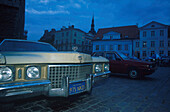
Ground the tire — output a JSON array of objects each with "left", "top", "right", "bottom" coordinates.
[{"left": 128, "top": 69, "right": 139, "bottom": 79}]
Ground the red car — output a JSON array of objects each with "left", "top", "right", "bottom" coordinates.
[{"left": 93, "top": 51, "right": 157, "bottom": 79}]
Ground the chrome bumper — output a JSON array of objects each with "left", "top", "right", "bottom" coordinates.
[
  {"left": 0, "top": 80, "right": 50, "bottom": 97},
  {"left": 93, "top": 71, "right": 111, "bottom": 77},
  {"left": 0, "top": 71, "right": 110, "bottom": 99},
  {"left": 0, "top": 75, "right": 93, "bottom": 99},
  {"left": 48, "top": 74, "right": 93, "bottom": 97}
]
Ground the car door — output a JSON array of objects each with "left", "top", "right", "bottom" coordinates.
[{"left": 107, "top": 52, "right": 126, "bottom": 73}]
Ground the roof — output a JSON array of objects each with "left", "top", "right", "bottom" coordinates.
[
  {"left": 140, "top": 21, "right": 168, "bottom": 29},
  {"left": 94, "top": 25, "right": 139, "bottom": 40}
]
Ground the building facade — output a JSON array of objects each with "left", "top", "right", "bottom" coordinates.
[
  {"left": 0, "top": 0, "right": 26, "bottom": 42},
  {"left": 40, "top": 25, "right": 93, "bottom": 54},
  {"left": 93, "top": 25, "right": 139, "bottom": 57},
  {"left": 133, "top": 21, "right": 170, "bottom": 59}
]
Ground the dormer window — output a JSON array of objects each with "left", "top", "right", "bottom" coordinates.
[{"left": 151, "top": 25, "right": 155, "bottom": 27}]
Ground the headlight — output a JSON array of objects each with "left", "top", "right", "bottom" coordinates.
[
  {"left": 146, "top": 65, "right": 152, "bottom": 68},
  {"left": 104, "top": 64, "right": 109, "bottom": 72},
  {"left": 95, "top": 64, "right": 102, "bottom": 73},
  {"left": 0, "top": 67, "right": 13, "bottom": 82},
  {"left": 27, "top": 67, "right": 40, "bottom": 79}
]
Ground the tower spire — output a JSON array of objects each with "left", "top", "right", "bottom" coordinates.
[{"left": 89, "top": 14, "right": 96, "bottom": 36}]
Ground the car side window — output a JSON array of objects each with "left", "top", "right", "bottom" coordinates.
[
  {"left": 106, "top": 53, "right": 116, "bottom": 60},
  {"left": 115, "top": 54, "right": 122, "bottom": 61}
]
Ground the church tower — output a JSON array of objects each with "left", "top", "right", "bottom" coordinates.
[{"left": 88, "top": 15, "right": 96, "bottom": 36}]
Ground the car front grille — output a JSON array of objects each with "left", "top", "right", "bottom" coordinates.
[{"left": 48, "top": 64, "right": 92, "bottom": 88}]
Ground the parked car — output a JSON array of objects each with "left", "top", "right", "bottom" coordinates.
[
  {"left": 93, "top": 51, "right": 157, "bottom": 79},
  {"left": 0, "top": 39, "right": 110, "bottom": 102},
  {"left": 160, "top": 55, "right": 170, "bottom": 66}
]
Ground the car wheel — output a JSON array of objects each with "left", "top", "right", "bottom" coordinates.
[{"left": 129, "top": 69, "right": 139, "bottom": 79}]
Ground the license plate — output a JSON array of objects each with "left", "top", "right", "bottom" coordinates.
[{"left": 69, "top": 81, "right": 86, "bottom": 95}]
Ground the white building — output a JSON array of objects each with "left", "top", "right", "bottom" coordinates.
[
  {"left": 134, "top": 21, "right": 170, "bottom": 59},
  {"left": 93, "top": 25, "right": 139, "bottom": 57},
  {"left": 40, "top": 25, "right": 93, "bottom": 54}
]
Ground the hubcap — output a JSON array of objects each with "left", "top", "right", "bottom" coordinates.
[{"left": 130, "top": 70, "right": 137, "bottom": 78}]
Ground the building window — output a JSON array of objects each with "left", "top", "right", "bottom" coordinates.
[
  {"left": 62, "top": 33, "right": 64, "bottom": 37},
  {"left": 101, "top": 45, "right": 105, "bottom": 51},
  {"left": 160, "top": 30, "right": 164, "bottom": 36},
  {"left": 136, "top": 42, "right": 139, "bottom": 47},
  {"left": 168, "top": 51, "right": 170, "bottom": 56},
  {"left": 55, "top": 40, "right": 58, "bottom": 45},
  {"left": 118, "top": 45, "right": 122, "bottom": 50},
  {"left": 96, "top": 45, "right": 99, "bottom": 50},
  {"left": 74, "top": 39, "right": 76, "bottom": 44},
  {"left": 66, "top": 32, "right": 69, "bottom": 36},
  {"left": 159, "top": 50, "right": 164, "bottom": 56},
  {"left": 143, "top": 51, "right": 146, "bottom": 57},
  {"left": 110, "top": 35, "right": 113, "bottom": 40},
  {"left": 151, "top": 51, "right": 155, "bottom": 56},
  {"left": 74, "top": 32, "right": 77, "bottom": 37},
  {"left": 151, "top": 31, "right": 155, "bottom": 37},
  {"left": 110, "top": 45, "right": 113, "bottom": 50},
  {"left": 143, "top": 41, "right": 147, "bottom": 48},
  {"left": 125, "top": 45, "right": 128, "bottom": 50},
  {"left": 168, "top": 40, "right": 170, "bottom": 47},
  {"left": 143, "top": 31, "right": 146, "bottom": 37},
  {"left": 151, "top": 41, "right": 155, "bottom": 47},
  {"left": 160, "top": 41, "right": 164, "bottom": 47},
  {"left": 89, "top": 40, "right": 91, "bottom": 45},
  {"left": 66, "top": 39, "right": 68, "bottom": 44}
]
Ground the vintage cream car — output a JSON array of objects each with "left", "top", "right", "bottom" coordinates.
[{"left": 0, "top": 39, "right": 110, "bottom": 101}]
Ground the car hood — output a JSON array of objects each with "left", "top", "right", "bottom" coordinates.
[{"left": 1, "top": 52, "right": 94, "bottom": 64}]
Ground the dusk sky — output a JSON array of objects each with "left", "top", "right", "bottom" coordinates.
[{"left": 25, "top": 0, "right": 170, "bottom": 41}]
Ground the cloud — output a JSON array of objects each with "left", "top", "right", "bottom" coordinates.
[
  {"left": 74, "top": 3, "right": 81, "bottom": 8},
  {"left": 26, "top": 8, "right": 70, "bottom": 15},
  {"left": 39, "top": 0, "right": 49, "bottom": 4}
]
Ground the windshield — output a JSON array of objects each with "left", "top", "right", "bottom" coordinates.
[
  {"left": 0, "top": 40, "right": 57, "bottom": 52},
  {"left": 117, "top": 52, "right": 130, "bottom": 60}
]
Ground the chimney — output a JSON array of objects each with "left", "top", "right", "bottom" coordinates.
[{"left": 45, "top": 30, "right": 48, "bottom": 34}]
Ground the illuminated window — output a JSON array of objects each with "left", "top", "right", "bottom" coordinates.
[{"left": 143, "top": 41, "right": 147, "bottom": 48}]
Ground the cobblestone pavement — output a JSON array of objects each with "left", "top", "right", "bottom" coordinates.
[{"left": 4, "top": 67, "right": 170, "bottom": 112}]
